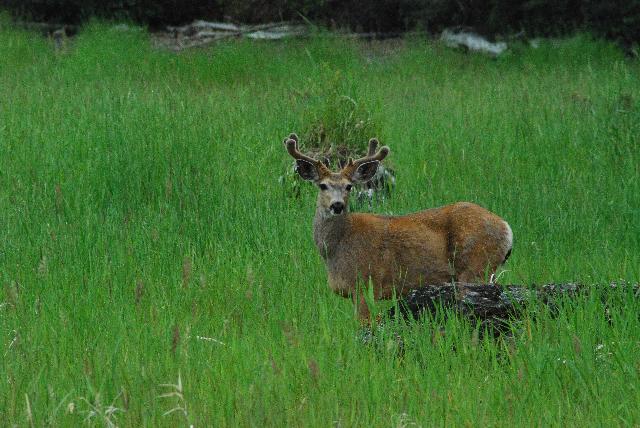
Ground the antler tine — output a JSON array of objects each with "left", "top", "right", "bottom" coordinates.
[
  {"left": 340, "top": 138, "right": 389, "bottom": 178},
  {"left": 283, "top": 135, "right": 322, "bottom": 166},
  {"left": 352, "top": 139, "right": 390, "bottom": 167},
  {"left": 367, "top": 138, "right": 379, "bottom": 156}
]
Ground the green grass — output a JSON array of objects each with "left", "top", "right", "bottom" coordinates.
[{"left": 1, "top": 19, "right": 639, "bottom": 426}]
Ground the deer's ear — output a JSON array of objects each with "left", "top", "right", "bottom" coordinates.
[
  {"left": 295, "top": 159, "right": 321, "bottom": 181},
  {"left": 351, "top": 160, "right": 379, "bottom": 183}
]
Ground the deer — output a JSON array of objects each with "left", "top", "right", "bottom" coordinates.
[{"left": 284, "top": 133, "right": 513, "bottom": 321}]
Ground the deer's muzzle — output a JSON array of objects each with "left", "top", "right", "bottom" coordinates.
[{"left": 329, "top": 201, "right": 345, "bottom": 215}]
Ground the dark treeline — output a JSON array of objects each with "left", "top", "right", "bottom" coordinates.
[{"left": 1, "top": 0, "right": 639, "bottom": 45}]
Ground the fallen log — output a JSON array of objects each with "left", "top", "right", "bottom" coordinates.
[
  {"left": 387, "top": 281, "right": 639, "bottom": 326},
  {"left": 359, "top": 282, "right": 639, "bottom": 348},
  {"left": 440, "top": 27, "right": 507, "bottom": 57},
  {"left": 159, "top": 20, "right": 309, "bottom": 50}
]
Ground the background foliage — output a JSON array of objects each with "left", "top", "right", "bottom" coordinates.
[{"left": 1, "top": 0, "right": 639, "bottom": 45}]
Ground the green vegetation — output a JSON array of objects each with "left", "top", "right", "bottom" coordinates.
[{"left": 1, "top": 21, "right": 639, "bottom": 426}]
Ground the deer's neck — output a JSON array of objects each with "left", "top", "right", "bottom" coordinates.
[{"left": 313, "top": 207, "right": 349, "bottom": 260}]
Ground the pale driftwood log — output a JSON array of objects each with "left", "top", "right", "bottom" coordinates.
[
  {"left": 440, "top": 28, "right": 507, "bottom": 56},
  {"left": 159, "top": 21, "right": 308, "bottom": 50},
  {"left": 387, "top": 282, "right": 639, "bottom": 326}
]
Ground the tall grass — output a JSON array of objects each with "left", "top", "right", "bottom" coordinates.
[{"left": 1, "top": 20, "right": 639, "bottom": 426}]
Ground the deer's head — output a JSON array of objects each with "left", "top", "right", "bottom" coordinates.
[{"left": 284, "top": 133, "right": 390, "bottom": 217}]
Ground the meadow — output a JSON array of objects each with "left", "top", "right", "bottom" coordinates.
[{"left": 1, "top": 19, "right": 639, "bottom": 426}]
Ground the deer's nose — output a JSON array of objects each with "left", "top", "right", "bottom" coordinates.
[{"left": 330, "top": 201, "right": 345, "bottom": 214}]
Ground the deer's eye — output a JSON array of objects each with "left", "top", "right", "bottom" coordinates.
[
  {"left": 345, "top": 184, "right": 353, "bottom": 192},
  {"left": 319, "top": 183, "right": 329, "bottom": 191}
]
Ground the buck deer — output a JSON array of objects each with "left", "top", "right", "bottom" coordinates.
[{"left": 284, "top": 133, "right": 513, "bottom": 320}]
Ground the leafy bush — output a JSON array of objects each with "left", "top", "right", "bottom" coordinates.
[{"left": 298, "top": 68, "right": 377, "bottom": 160}]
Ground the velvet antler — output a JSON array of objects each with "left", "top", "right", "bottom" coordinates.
[
  {"left": 283, "top": 133, "right": 330, "bottom": 180},
  {"left": 341, "top": 138, "right": 390, "bottom": 179}
]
